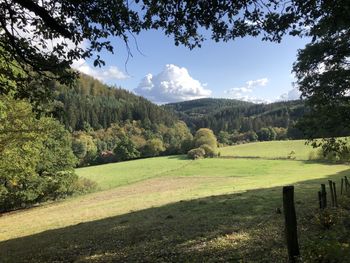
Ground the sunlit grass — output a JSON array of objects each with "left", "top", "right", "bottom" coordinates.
[
  {"left": 1, "top": 140, "right": 349, "bottom": 262},
  {"left": 1, "top": 157, "right": 348, "bottom": 242},
  {"left": 76, "top": 155, "right": 190, "bottom": 190},
  {"left": 219, "top": 140, "right": 317, "bottom": 160}
]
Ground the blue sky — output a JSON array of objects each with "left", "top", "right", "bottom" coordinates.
[{"left": 73, "top": 29, "right": 309, "bottom": 104}]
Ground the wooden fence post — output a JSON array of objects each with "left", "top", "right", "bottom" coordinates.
[
  {"left": 341, "top": 178, "right": 344, "bottom": 195},
  {"left": 333, "top": 182, "right": 338, "bottom": 207},
  {"left": 328, "top": 180, "right": 335, "bottom": 207},
  {"left": 318, "top": 191, "right": 322, "bottom": 209},
  {"left": 345, "top": 176, "right": 349, "bottom": 192},
  {"left": 283, "top": 186, "right": 300, "bottom": 262},
  {"left": 321, "top": 184, "right": 327, "bottom": 209}
]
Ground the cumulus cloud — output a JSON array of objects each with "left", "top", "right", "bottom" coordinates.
[
  {"left": 246, "top": 78, "right": 269, "bottom": 88},
  {"left": 134, "top": 64, "right": 211, "bottom": 103},
  {"left": 72, "top": 59, "right": 129, "bottom": 81},
  {"left": 235, "top": 95, "right": 271, "bottom": 104},
  {"left": 224, "top": 78, "right": 269, "bottom": 103},
  {"left": 278, "top": 88, "right": 302, "bottom": 101},
  {"left": 16, "top": 20, "right": 128, "bottom": 82}
]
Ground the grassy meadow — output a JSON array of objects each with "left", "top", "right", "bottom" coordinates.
[
  {"left": 0, "top": 140, "right": 349, "bottom": 262},
  {"left": 219, "top": 140, "right": 319, "bottom": 160}
]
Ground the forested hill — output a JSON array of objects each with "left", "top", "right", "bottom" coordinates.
[
  {"left": 53, "top": 74, "right": 177, "bottom": 131},
  {"left": 165, "top": 98, "right": 254, "bottom": 115},
  {"left": 164, "top": 98, "right": 305, "bottom": 134},
  {"left": 51, "top": 74, "right": 305, "bottom": 137}
]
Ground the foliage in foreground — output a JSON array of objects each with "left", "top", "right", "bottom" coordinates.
[
  {"left": 0, "top": 96, "right": 94, "bottom": 212},
  {"left": 308, "top": 138, "right": 350, "bottom": 163},
  {"left": 301, "top": 195, "right": 350, "bottom": 262}
]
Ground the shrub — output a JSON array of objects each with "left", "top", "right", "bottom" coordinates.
[
  {"left": 142, "top": 138, "right": 165, "bottom": 157},
  {"left": 72, "top": 177, "right": 98, "bottom": 194},
  {"left": 187, "top": 147, "right": 205, "bottom": 159},
  {"left": 311, "top": 146, "right": 350, "bottom": 163},
  {"left": 0, "top": 171, "right": 81, "bottom": 212},
  {"left": 194, "top": 128, "right": 217, "bottom": 149},
  {"left": 190, "top": 128, "right": 218, "bottom": 159},
  {"left": 287, "top": 150, "right": 296, "bottom": 160},
  {"left": 200, "top": 144, "right": 218, "bottom": 158},
  {"left": 114, "top": 137, "right": 140, "bottom": 161}
]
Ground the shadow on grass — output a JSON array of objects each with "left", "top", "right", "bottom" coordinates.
[
  {"left": 163, "top": 154, "right": 188, "bottom": 160},
  {"left": 1, "top": 169, "right": 349, "bottom": 263}
]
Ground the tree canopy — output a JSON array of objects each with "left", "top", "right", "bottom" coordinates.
[
  {"left": 0, "top": 1, "right": 339, "bottom": 95},
  {"left": 0, "top": 95, "right": 79, "bottom": 211},
  {"left": 1, "top": 0, "right": 349, "bottom": 142},
  {"left": 292, "top": 8, "right": 350, "bottom": 148}
]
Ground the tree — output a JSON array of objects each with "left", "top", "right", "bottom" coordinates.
[
  {"left": 2, "top": 1, "right": 349, "bottom": 144},
  {"left": 36, "top": 120, "right": 77, "bottom": 175},
  {"left": 293, "top": 20, "right": 350, "bottom": 150},
  {"left": 257, "top": 127, "right": 276, "bottom": 141},
  {"left": 142, "top": 139, "right": 165, "bottom": 157},
  {"left": 191, "top": 128, "right": 218, "bottom": 158},
  {"left": 194, "top": 128, "right": 217, "bottom": 149},
  {"left": 218, "top": 131, "right": 231, "bottom": 145},
  {"left": 72, "top": 132, "right": 97, "bottom": 165},
  {"left": 0, "top": 1, "right": 336, "bottom": 100},
  {"left": 0, "top": 95, "right": 78, "bottom": 211},
  {"left": 244, "top": 131, "right": 258, "bottom": 142},
  {"left": 113, "top": 137, "right": 140, "bottom": 162}
]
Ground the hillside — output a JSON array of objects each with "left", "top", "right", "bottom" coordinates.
[
  {"left": 1, "top": 140, "right": 349, "bottom": 262},
  {"left": 51, "top": 77, "right": 305, "bottom": 137},
  {"left": 53, "top": 74, "right": 177, "bottom": 131},
  {"left": 164, "top": 98, "right": 305, "bottom": 134}
]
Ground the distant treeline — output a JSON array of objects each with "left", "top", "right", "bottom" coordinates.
[
  {"left": 71, "top": 120, "right": 193, "bottom": 167},
  {"left": 164, "top": 98, "right": 305, "bottom": 139}
]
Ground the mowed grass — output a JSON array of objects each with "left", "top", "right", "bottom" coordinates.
[
  {"left": 220, "top": 140, "right": 318, "bottom": 160},
  {"left": 76, "top": 155, "right": 191, "bottom": 191},
  {"left": 0, "top": 140, "right": 349, "bottom": 262}
]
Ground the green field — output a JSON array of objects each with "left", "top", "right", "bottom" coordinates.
[
  {"left": 220, "top": 140, "right": 318, "bottom": 160},
  {"left": 0, "top": 141, "right": 349, "bottom": 262}
]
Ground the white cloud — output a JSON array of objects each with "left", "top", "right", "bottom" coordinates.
[
  {"left": 246, "top": 78, "right": 269, "bottom": 88},
  {"left": 72, "top": 59, "right": 129, "bottom": 81},
  {"left": 238, "top": 96, "right": 271, "bottom": 104},
  {"left": 224, "top": 78, "right": 269, "bottom": 103},
  {"left": 278, "top": 88, "right": 302, "bottom": 101},
  {"left": 13, "top": 18, "right": 128, "bottom": 83},
  {"left": 134, "top": 64, "right": 211, "bottom": 103}
]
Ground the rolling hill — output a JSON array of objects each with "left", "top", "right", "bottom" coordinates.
[
  {"left": 53, "top": 74, "right": 177, "bottom": 131},
  {"left": 164, "top": 98, "right": 305, "bottom": 134},
  {"left": 1, "top": 140, "right": 349, "bottom": 262}
]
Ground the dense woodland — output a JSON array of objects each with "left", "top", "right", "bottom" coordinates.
[
  {"left": 165, "top": 99, "right": 305, "bottom": 134},
  {"left": 53, "top": 74, "right": 176, "bottom": 131},
  {"left": 52, "top": 76, "right": 315, "bottom": 164},
  {"left": 164, "top": 98, "right": 306, "bottom": 143}
]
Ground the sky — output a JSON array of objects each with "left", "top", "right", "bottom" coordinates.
[{"left": 72, "top": 29, "right": 310, "bottom": 104}]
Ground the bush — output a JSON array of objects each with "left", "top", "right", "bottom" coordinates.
[
  {"left": 310, "top": 145, "right": 350, "bottom": 163},
  {"left": 142, "top": 138, "right": 165, "bottom": 157},
  {"left": 200, "top": 144, "right": 218, "bottom": 158},
  {"left": 187, "top": 147, "right": 205, "bottom": 159},
  {"left": 190, "top": 128, "right": 218, "bottom": 159},
  {"left": 72, "top": 177, "right": 98, "bottom": 194},
  {"left": 0, "top": 171, "right": 81, "bottom": 212},
  {"left": 114, "top": 137, "right": 140, "bottom": 161}
]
